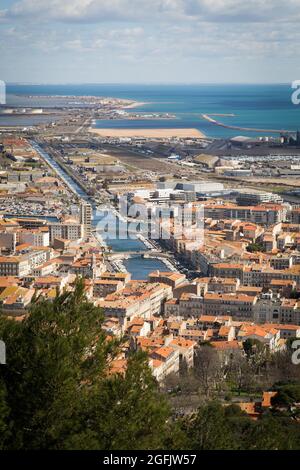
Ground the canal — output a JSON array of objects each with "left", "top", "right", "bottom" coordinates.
[
  {"left": 124, "top": 257, "right": 170, "bottom": 280},
  {"left": 31, "top": 141, "right": 171, "bottom": 279}
]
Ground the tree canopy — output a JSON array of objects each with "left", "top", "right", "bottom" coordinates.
[
  {"left": 1, "top": 279, "right": 300, "bottom": 450},
  {"left": 0, "top": 279, "right": 169, "bottom": 450}
]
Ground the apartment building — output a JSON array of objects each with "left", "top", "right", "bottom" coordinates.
[
  {"left": 164, "top": 293, "right": 204, "bottom": 318},
  {"left": 0, "top": 255, "right": 30, "bottom": 276},
  {"left": 204, "top": 203, "right": 287, "bottom": 226},
  {"left": 148, "top": 270, "right": 186, "bottom": 289},
  {"left": 253, "top": 296, "right": 281, "bottom": 323},
  {"left": 270, "top": 255, "right": 293, "bottom": 270},
  {"left": 280, "top": 299, "right": 300, "bottom": 325},
  {"left": 127, "top": 318, "right": 152, "bottom": 339},
  {"left": 203, "top": 292, "right": 257, "bottom": 320},
  {"left": 237, "top": 324, "right": 281, "bottom": 351},
  {"left": 70, "top": 254, "right": 105, "bottom": 279},
  {"left": 19, "top": 228, "right": 50, "bottom": 247},
  {"left": 269, "top": 279, "right": 296, "bottom": 296},
  {"left": 291, "top": 208, "right": 300, "bottom": 224},
  {"left": 98, "top": 281, "right": 173, "bottom": 327},
  {"left": 179, "top": 328, "right": 207, "bottom": 343},
  {"left": 263, "top": 234, "right": 276, "bottom": 252},
  {"left": 170, "top": 338, "right": 196, "bottom": 368},
  {"left": 211, "top": 263, "right": 244, "bottom": 280},
  {"left": 32, "top": 258, "right": 59, "bottom": 277},
  {"left": 236, "top": 192, "right": 283, "bottom": 206},
  {"left": 0, "top": 285, "right": 35, "bottom": 315},
  {"left": 33, "top": 276, "right": 67, "bottom": 292},
  {"left": 93, "top": 279, "right": 124, "bottom": 298},
  {"left": 243, "top": 265, "right": 300, "bottom": 289},
  {"left": 49, "top": 222, "right": 84, "bottom": 243},
  {"left": 0, "top": 231, "right": 17, "bottom": 252},
  {"left": 198, "top": 315, "right": 232, "bottom": 330},
  {"left": 149, "top": 346, "right": 180, "bottom": 382},
  {"left": 0, "top": 248, "right": 52, "bottom": 277},
  {"left": 263, "top": 323, "right": 300, "bottom": 339},
  {"left": 100, "top": 271, "right": 131, "bottom": 284},
  {"left": 205, "top": 276, "right": 240, "bottom": 293},
  {"left": 80, "top": 202, "right": 92, "bottom": 237}
]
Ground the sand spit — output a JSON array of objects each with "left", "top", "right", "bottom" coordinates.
[{"left": 89, "top": 128, "right": 205, "bottom": 138}]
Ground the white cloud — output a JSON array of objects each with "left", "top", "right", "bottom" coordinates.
[
  {"left": 185, "top": 0, "right": 300, "bottom": 23},
  {"left": 1, "top": 0, "right": 300, "bottom": 82},
  {"left": 3, "top": 0, "right": 183, "bottom": 23},
  {"left": 2, "top": 0, "right": 300, "bottom": 23}
]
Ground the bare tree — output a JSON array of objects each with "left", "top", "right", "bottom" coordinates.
[
  {"left": 194, "top": 345, "right": 223, "bottom": 398},
  {"left": 227, "top": 353, "right": 255, "bottom": 395}
]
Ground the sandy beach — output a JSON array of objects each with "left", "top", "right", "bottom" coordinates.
[
  {"left": 122, "top": 101, "right": 149, "bottom": 109},
  {"left": 89, "top": 128, "right": 205, "bottom": 138}
]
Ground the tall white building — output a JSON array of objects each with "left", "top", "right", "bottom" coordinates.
[{"left": 80, "top": 203, "right": 92, "bottom": 237}]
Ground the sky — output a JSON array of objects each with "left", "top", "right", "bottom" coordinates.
[{"left": 1, "top": 0, "right": 300, "bottom": 84}]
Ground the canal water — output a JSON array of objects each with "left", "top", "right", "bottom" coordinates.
[
  {"left": 93, "top": 209, "right": 171, "bottom": 279},
  {"left": 93, "top": 209, "right": 147, "bottom": 252},
  {"left": 30, "top": 141, "right": 89, "bottom": 201},
  {"left": 31, "top": 141, "right": 170, "bottom": 279},
  {"left": 124, "top": 257, "right": 170, "bottom": 281}
]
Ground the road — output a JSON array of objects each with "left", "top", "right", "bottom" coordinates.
[{"left": 75, "top": 116, "right": 93, "bottom": 134}]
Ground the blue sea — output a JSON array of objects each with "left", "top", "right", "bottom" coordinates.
[{"left": 3, "top": 83, "right": 300, "bottom": 138}]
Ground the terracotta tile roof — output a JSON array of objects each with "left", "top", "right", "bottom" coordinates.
[
  {"left": 148, "top": 271, "right": 185, "bottom": 281},
  {"left": 0, "top": 277, "right": 19, "bottom": 288},
  {"left": 180, "top": 329, "right": 205, "bottom": 337},
  {"left": 210, "top": 340, "right": 241, "bottom": 350},
  {"left": 199, "top": 315, "right": 218, "bottom": 322},
  {"left": 238, "top": 402, "right": 260, "bottom": 418},
  {"left": 170, "top": 338, "right": 196, "bottom": 349},
  {"left": 204, "top": 292, "right": 255, "bottom": 302},
  {"left": 137, "top": 337, "right": 164, "bottom": 351},
  {"left": 218, "top": 326, "right": 231, "bottom": 337},
  {"left": 238, "top": 325, "right": 278, "bottom": 338},
  {"left": 263, "top": 323, "right": 300, "bottom": 331},
  {"left": 151, "top": 346, "right": 174, "bottom": 360},
  {"left": 262, "top": 391, "right": 278, "bottom": 407},
  {"left": 151, "top": 359, "right": 163, "bottom": 368}
]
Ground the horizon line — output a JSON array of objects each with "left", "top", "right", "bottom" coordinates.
[{"left": 5, "top": 81, "right": 293, "bottom": 86}]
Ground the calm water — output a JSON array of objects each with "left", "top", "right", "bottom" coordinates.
[
  {"left": 93, "top": 210, "right": 147, "bottom": 252},
  {"left": 93, "top": 210, "right": 171, "bottom": 279},
  {"left": 3, "top": 83, "right": 300, "bottom": 138},
  {"left": 0, "top": 115, "right": 57, "bottom": 127},
  {"left": 124, "top": 256, "right": 170, "bottom": 280}
]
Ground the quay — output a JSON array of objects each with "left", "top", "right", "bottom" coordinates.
[{"left": 107, "top": 251, "right": 173, "bottom": 260}]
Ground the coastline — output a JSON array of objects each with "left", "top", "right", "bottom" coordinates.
[{"left": 122, "top": 101, "right": 149, "bottom": 109}]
